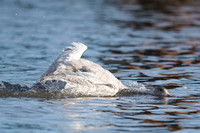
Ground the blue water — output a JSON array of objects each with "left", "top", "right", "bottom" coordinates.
[{"left": 0, "top": 0, "right": 200, "bottom": 132}]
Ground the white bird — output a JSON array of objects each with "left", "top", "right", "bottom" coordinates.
[{"left": 31, "top": 42, "right": 170, "bottom": 97}]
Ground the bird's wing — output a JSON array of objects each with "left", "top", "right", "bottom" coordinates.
[
  {"left": 67, "top": 59, "right": 127, "bottom": 90},
  {"left": 40, "top": 42, "right": 87, "bottom": 80},
  {"left": 57, "top": 42, "right": 87, "bottom": 62}
]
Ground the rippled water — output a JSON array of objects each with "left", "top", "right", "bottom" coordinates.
[{"left": 0, "top": 0, "right": 200, "bottom": 132}]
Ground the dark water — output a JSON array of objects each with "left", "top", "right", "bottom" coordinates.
[{"left": 0, "top": 0, "right": 200, "bottom": 132}]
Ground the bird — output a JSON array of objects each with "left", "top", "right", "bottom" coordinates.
[{"left": 30, "top": 42, "right": 170, "bottom": 97}]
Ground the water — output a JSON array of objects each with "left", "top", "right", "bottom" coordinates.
[{"left": 0, "top": 0, "right": 200, "bottom": 132}]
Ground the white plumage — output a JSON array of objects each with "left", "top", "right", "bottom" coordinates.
[
  {"left": 31, "top": 42, "right": 170, "bottom": 97},
  {"left": 38, "top": 42, "right": 127, "bottom": 97}
]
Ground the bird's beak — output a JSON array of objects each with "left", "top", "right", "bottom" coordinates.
[{"left": 164, "top": 89, "right": 171, "bottom": 97}]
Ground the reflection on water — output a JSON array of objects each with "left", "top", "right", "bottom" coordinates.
[
  {"left": 2, "top": 96, "right": 200, "bottom": 132},
  {"left": 0, "top": 0, "right": 200, "bottom": 132},
  {"left": 55, "top": 96, "right": 200, "bottom": 132}
]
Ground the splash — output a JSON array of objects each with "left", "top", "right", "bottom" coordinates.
[{"left": 122, "top": 81, "right": 149, "bottom": 92}]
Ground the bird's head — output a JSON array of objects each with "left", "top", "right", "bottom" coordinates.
[{"left": 152, "top": 86, "right": 171, "bottom": 96}]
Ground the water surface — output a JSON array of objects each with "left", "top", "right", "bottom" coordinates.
[{"left": 0, "top": 0, "right": 200, "bottom": 132}]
